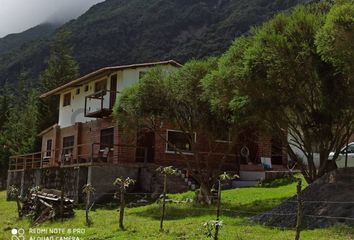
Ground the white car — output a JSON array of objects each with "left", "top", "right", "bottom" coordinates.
[{"left": 328, "top": 142, "right": 354, "bottom": 168}]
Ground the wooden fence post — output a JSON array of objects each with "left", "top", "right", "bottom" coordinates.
[
  {"left": 295, "top": 178, "right": 303, "bottom": 240},
  {"left": 215, "top": 180, "right": 221, "bottom": 240},
  {"left": 60, "top": 168, "right": 64, "bottom": 222},
  {"left": 160, "top": 173, "right": 167, "bottom": 231},
  {"left": 119, "top": 185, "right": 125, "bottom": 229}
]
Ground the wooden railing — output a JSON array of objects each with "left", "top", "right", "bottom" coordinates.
[
  {"left": 9, "top": 143, "right": 148, "bottom": 171},
  {"left": 84, "top": 89, "right": 119, "bottom": 118}
]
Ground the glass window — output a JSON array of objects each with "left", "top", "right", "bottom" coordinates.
[
  {"left": 63, "top": 136, "right": 74, "bottom": 155},
  {"left": 46, "top": 139, "right": 52, "bottom": 157},
  {"left": 100, "top": 128, "right": 114, "bottom": 147},
  {"left": 84, "top": 85, "right": 89, "bottom": 92},
  {"left": 95, "top": 80, "right": 107, "bottom": 93},
  {"left": 215, "top": 130, "right": 231, "bottom": 143},
  {"left": 63, "top": 92, "right": 71, "bottom": 106},
  {"left": 76, "top": 88, "right": 80, "bottom": 95},
  {"left": 166, "top": 130, "right": 195, "bottom": 153}
]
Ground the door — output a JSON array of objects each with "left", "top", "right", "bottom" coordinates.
[
  {"left": 237, "top": 129, "right": 259, "bottom": 164},
  {"left": 271, "top": 136, "right": 283, "bottom": 165},
  {"left": 136, "top": 130, "right": 155, "bottom": 163},
  {"left": 109, "top": 74, "right": 117, "bottom": 109}
]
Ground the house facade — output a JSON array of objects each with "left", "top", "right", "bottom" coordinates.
[{"left": 7, "top": 60, "right": 289, "bottom": 201}]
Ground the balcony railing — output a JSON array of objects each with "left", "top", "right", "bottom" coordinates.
[
  {"left": 84, "top": 89, "right": 119, "bottom": 118},
  {"left": 9, "top": 143, "right": 148, "bottom": 171}
]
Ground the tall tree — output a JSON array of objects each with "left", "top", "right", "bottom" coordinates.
[
  {"left": 0, "top": 82, "right": 13, "bottom": 188},
  {"left": 40, "top": 30, "right": 79, "bottom": 128},
  {"left": 2, "top": 76, "right": 40, "bottom": 155},
  {"left": 115, "top": 59, "right": 237, "bottom": 203},
  {"left": 316, "top": 0, "right": 354, "bottom": 77},
  {"left": 206, "top": 3, "right": 354, "bottom": 183}
]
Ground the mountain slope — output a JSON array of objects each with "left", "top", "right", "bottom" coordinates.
[
  {"left": 0, "top": 23, "right": 59, "bottom": 56},
  {"left": 0, "top": 0, "right": 312, "bottom": 86}
]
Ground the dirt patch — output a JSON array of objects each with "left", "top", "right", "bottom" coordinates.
[{"left": 252, "top": 168, "right": 354, "bottom": 228}]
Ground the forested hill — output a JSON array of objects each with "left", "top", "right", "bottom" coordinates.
[
  {"left": 0, "top": 0, "right": 312, "bottom": 86},
  {"left": 0, "top": 23, "right": 59, "bottom": 56}
]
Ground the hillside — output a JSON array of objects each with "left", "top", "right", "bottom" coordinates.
[
  {"left": 0, "top": 23, "right": 59, "bottom": 56},
  {"left": 0, "top": 0, "right": 312, "bottom": 86}
]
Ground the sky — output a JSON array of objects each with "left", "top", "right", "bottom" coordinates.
[{"left": 0, "top": 0, "right": 105, "bottom": 37}]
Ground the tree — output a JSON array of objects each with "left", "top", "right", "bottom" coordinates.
[
  {"left": 206, "top": 3, "right": 354, "bottom": 183},
  {"left": 1, "top": 74, "right": 40, "bottom": 155},
  {"left": 316, "top": 0, "right": 354, "bottom": 77},
  {"left": 40, "top": 30, "right": 79, "bottom": 129},
  {"left": 82, "top": 184, "right": 95, "bottom": 226},
  {"left": 156, "top": 166, "right": 176, "bottom": 231},
  {"left": 0, "top": 82, "right": 13, "bottom": 188},
  {"left": 115, "top": 59, "right": 237, "bottom": 204},
  {"left": 113, "top": 177, "right": 135, "bottom": 230}
]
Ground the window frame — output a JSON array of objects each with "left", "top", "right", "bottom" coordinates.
[
  {"left": 215, "top": 130, "right": 232, "bottom": 143},
  {"left": 63, "top": 92, "right": 71, "bottom": 107},
  {"left": 62, "top": 136, "right": 75, "bottom": 155},
  {"left": 94, "top": 79, "right": 107, "bottom": 93},
  {"left": 46, "top": 139, "right": 52, "bottom": 157},
  {"left": 165, "top": 129, "right": 196, "bottom": 155},
  {"left": 100, "top": 127, "right": 114, "bottom": 149}
]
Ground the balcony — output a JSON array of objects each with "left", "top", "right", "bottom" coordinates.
[
  {"left": 84, "top": 89, "right": 119, "bottom": 118},
  {"left": 8, "top": 143, "right": 149, "bottom": 171}
]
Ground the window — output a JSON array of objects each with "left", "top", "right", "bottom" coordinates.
[
  {"left": 166, "top": 130, "right": 196, "bottom": 153},
  {"left": 84, "top": 85, "right": 89, "bottom": 92},
  {"left": 63, "top": 92, "right": 71, "bottom": 106},
  {"left": 76, "top": 88, "right": 80, "bottom": 95},
  {"left": 139, "top": 71, "right": 147, "bottom": 80},
  {"left": 100, "top": 128, "right": 114, "bottom": 147},
  {"left": 46, "top": 139, "right": 52, "bottom": 157},
  {"left": 215, "top": 129, "right": 231, "bottom": 143},
  {"left": 95, "top": 80, "right": 107, "bottom": 93},
  {"left": 63, "top": 136, "right": 74, "bottom": 155}
]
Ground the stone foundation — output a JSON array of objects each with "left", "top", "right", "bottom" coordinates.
[{"left": 6, "top": 164, "right": 191, "bottom": 203}]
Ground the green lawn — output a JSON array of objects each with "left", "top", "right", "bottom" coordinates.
[{"left": 1, "top": 179, "right": 353, "bottom": 240}]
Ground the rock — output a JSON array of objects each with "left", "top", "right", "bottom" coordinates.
[{"left": 252, "top": 168, "right": 354, "bottom": 228}]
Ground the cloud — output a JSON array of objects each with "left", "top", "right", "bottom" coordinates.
[{"left": 0, "top": 0, "right": 104, "bottom": 37}]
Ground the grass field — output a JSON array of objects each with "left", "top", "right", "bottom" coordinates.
[{"left": 1, "top": 178, "right": 353, "bottom": 240}]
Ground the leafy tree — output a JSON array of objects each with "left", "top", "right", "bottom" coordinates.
[
  {"left": 115, "top": 59, "right": 237, "bottom": 204},
  {"left": 207, "top": 4, "right": 354, "bottom": 183},
  {"left": 113, "top": 177, "right": 136, "bottom": 230},
  {"left": 0, "top": 82, "right": 13, "bottom": 188},
  {"left": 82, "top": 184, "right": 95, "bottom": 226},
  {"left": 39, "top": 30, "right": 79, "bottom": 129},
  {"left": 2, "top": 85, "right": 40, "bottom": 155},
  {"left": 316, "top": 0, "right": 354, "bottom": 77},
  {"left": 156, "top": 166, "right": 176, "bottom": 231}
]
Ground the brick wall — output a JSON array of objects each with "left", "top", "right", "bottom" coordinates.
[{"left": 39, "top": 118, "right": 287, "bottom": 169}]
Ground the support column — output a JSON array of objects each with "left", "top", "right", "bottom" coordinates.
[
  {"left": 52, "top": 124, "right": 60, "bottom": 167},
  {"left": 20, "top": 170, "right": 25, "bottom": 198},
  {"left": 87, "top": 166, "right": 92, "bottom": 185}
]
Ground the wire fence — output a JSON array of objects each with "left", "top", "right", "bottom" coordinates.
[{"left": 84, "top": 191, "right": 354, "bottom": 221}]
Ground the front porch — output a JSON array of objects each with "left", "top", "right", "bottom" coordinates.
[{"left": 8, "top": 143, "right": 149, "bottom": 171}]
